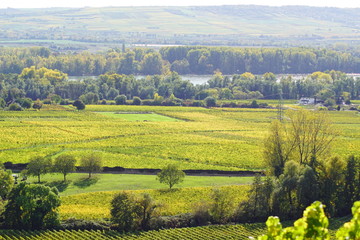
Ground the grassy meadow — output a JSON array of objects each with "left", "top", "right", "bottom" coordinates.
[{"left": 26, "top": 173, "right": 253, "bottom": 196}]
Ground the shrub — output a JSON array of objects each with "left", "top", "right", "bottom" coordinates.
[
  {"left": 115, "top": 95, "right": 127, "bottom": 105},
  {"left": 15, "top": 98, "right": 32, "bottom": 109},
  {"left": 132, "top": 96, "right": 142, "bottom": 105},
  {"left": 32, "top": 99, "right": 43, "bottom": 110},
  {"left": 204, "top": 97, "right": 216, "bottom": 107},
  {"left": 73, "top": 99, "right": 85, "bottom": 110},
  {"left": 60, "top": 218, "right": 110, "bottom": 231},
  {"left": 8, "top": 103, "right": 23, "bottom": 111}
]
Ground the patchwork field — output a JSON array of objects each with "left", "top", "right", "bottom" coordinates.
[{"left": 0, "top": 104, "right": 359, "bottom": 171}]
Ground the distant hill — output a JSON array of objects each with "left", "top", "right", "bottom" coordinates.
[{"left": 1, "top": 5, "right": 360, "bottom": 47}]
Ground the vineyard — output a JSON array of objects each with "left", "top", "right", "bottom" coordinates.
[
  {"left": 0, "top": 105, "right": 359, "bottom": 171},
  {"left": 60, "top": 185, "right": 250, "bottom": 220},
  {"left": 0, "top": 216, "right": 349, "bottom": 240},
  {"left": 0, "top": 224, "right": 265, "bottom": 240}
]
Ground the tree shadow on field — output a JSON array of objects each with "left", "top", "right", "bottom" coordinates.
[
  {"left": 73, "top": 177, "right": 98, "bottom": 189},
  {"left": 45, "top": 180, "right": 70, "bottom": 193}
]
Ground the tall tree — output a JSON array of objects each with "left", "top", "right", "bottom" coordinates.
[
  {"left": 2, "top": 183, "right": 60, "bottom": 230},
  {"left": 80, "top": 153, "right": 103, "bottom": 178},
  {"left": 53, "top": 154, "right": 77, "bottom": 181},
  {"left": 156, "top": 164, "right": 185, "bottom": 189},
  {"left": 26, "top": 156, "right": 52, "bottom": 183}
]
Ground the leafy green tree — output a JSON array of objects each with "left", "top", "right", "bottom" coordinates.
[
  {"left": 48, "top": 94, "right": 62, "bottom": 104},
  {"left": 319, "top": 156, "right": 346, "bottom": 216},
  {"left": 278, "top": 161, "right": 302, "bottom": 217},
  {"left": 157, "top": 164, "right": 185, "bottom": 189},
  {"left": 53, "top": 154, "right": 77, "bottom": 181},
  {"left": 79, "top": 92, "right": 99, "bottom": 104},
  {"left": 115, "top": 94, "right": 127, "bottom": 105},
  {"left": 2, "top": 182, "right": 60, "bottom": 230},
  {"left": 237, "top": 174, "right": 274, "bottom": 222},
  {"left": 340, "top": 155, "right": 358, "bottom": 214},
  {"left": 263, "top": 120, "right": 294, "bottom": 177},
  {"left": 0, "top": 167, "right": 14, "bottom": 200},
  {"left": 136, "top": 193, "right": 157, "bottom": 230},
  {"left": 111, "top": 192, "right": 139, "bottom": 231},
  {"left": 141, "top": 52, "right": 163, "bottom": 75},
  {"left": 297, "top": 165, "right": 319, "bottom": 210},
  {"left": 26, "top": 156, "right": 52, "bottom": 183},
  {"left": 204, "top": 96, "right": 216, "bottom": 107},
  {"left": 73, "top": 99, "right": 85, "bottom": 110},
  {"left": 106, "top": 87, "right": 119, "bottom": 100},
  {"left": 209, "top": 188, "right": 235, "bottom": 224},
  {"left": 80, "top": 153, "right": 103, "bottom": 178}
]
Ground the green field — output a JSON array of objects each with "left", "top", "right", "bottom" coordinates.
[
  {"left": 26, "top": 173, "right": 253, "bottom": 196},
  {"left": 0, "top": 104, "right": 359, "bottom": 171}
]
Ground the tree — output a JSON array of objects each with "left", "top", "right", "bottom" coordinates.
[
  {"left": 15, "top": 98, "right": 32, "bottom": 109},
  {"left": 26, "top": 156, "right": 52, "bottom": 183},
  {"left": 0, "top": 167, "right": 14, "bottom": 200},
  {"left": 2, "top": 182, "right": 60, "bottom": 230},
  {"left": 0, "top": 98, "right": 6, "bottom": 109},
  {"left": 115, "top": 94, "right": 127, "bottom": 105},
  {"left": 287, "top": 109, "right": 337, "bottom": 168},
  {"left": 73, "top": 99, "right": 85, "bottom": 110},
  {"left": 157, "top": 164, "right": 185, "bottom": 189},
  {"left": 136, "top": 193, "right": 157, "bottom": 230},
  {"left": 297, "top": 165, "right": 319, "bottom": 210},
  {"left": 80, "top": 153, "right": 103, "bottom": 178},
  {"left": 53, "top": 154, "right": 77, "bottom": 181},
  {"left": 264, "top": 110, "right": 337, "bottom": 176},
  {"left": 209, "top": 188, "right": 235, "bottom": 224},
  {"left": 141, "top": 52, "right": 163, "bottom": 75},
  {"left": 8, "top": 103, "right": 23, "bottom": 111},
  {"left": 263, "top": 120, "right": 294, "bottom": 177},
  {"left": 132, "top": 96, "right": 142, "bottom": 105},
  {"left": 110, "top": 192, "right": 139, "bottom": 231},
  {"left": 79, "top": 92, "right": 99, "bottom": 104},
  {"left": 204, "top": 96, "right": 216, "bottom": 107}
]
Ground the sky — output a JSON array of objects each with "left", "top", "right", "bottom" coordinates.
[{"left": 0, "top": 0, "right": 360, "bottom": 9}]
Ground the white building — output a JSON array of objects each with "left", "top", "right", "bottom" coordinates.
[{"left": 298, "top": 97, "right": 315, "bottom": 105}]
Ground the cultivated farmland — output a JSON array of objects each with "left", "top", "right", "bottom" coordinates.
[{"left": 0, "top": 105, "right": 359, "bottom": 171}]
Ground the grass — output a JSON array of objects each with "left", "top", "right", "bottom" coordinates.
[{"left": 26, "top": 173, "right": 253, "bottom": 196}]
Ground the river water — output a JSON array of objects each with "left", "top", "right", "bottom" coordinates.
[{"left": 68, "top": 73, "right": 360, "bottom": 86}]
